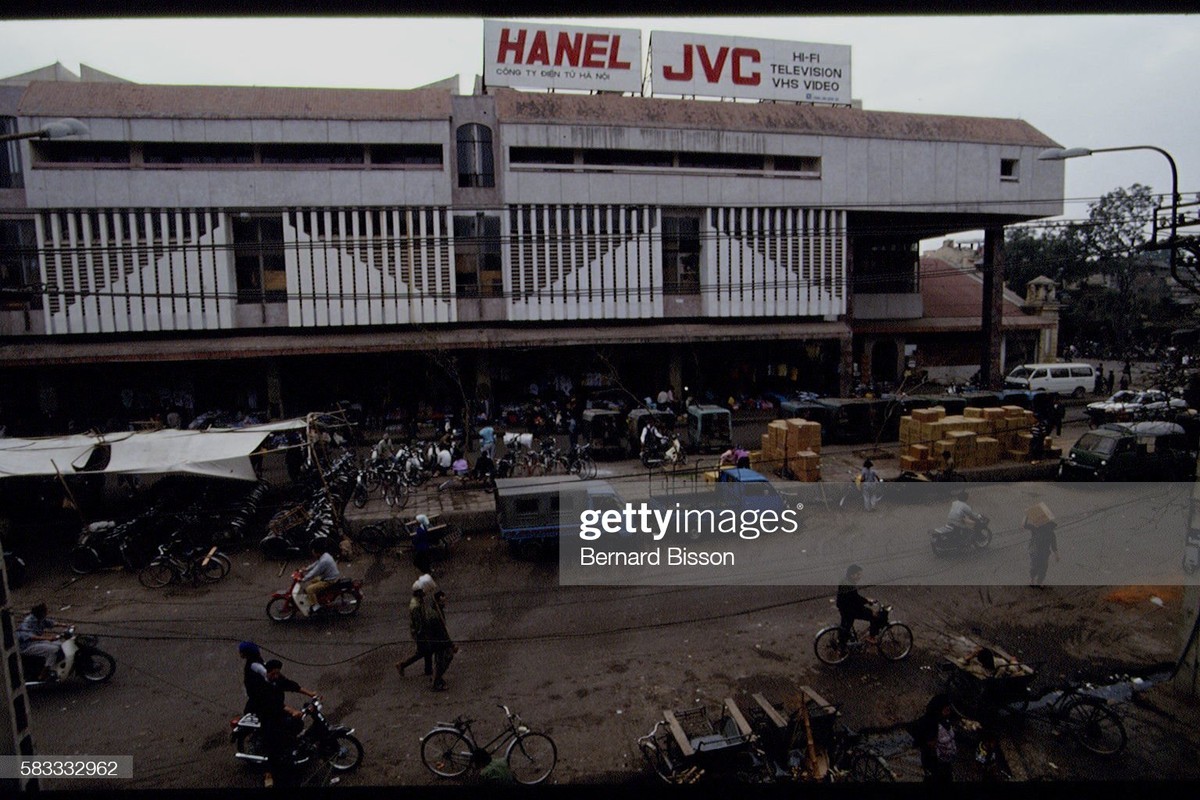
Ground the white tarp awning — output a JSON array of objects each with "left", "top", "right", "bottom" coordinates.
[{"left": 0, "top": 418, "right": 308, "bottom": 482}]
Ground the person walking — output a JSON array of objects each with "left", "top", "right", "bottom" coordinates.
[
  {"left": 425, "top": 590, "right": 457, "bottom": 691},
  {"left": 396, "top": 587, "right": 432, "bottom": 677},
  {"left": 911, "top": 694, "right": 972, "bottom": 783},
  {"left": 859, "top": 459, "right": 881, "bottom": 511},
  {"left": 1025, "top": 504, "right": 1060, "bottom": 587},
  {"left": 1106, "top": 370, "right": 1115, "bottom": 395},
  {"left": 1094, "top": 364, "right": 1105, "bottom": 395},
  {"left": 412, "top": 514, "right": 433, "bottom": 576}
]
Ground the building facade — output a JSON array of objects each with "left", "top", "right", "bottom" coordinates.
[{"left": 0, "top": 66, "right": 1065, "bottom": 432}]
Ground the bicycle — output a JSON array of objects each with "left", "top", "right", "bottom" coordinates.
[
  {"left": 138, "top": 540, "right": 230, "bottom": 588},
  {"left": 420, "top": 704, "right": 557, "bottom": 785},
  {"left": 1017, "top": 679, "right": 1128, "bottom": 757},
  {"left": 813, "top": 604, "right": 913, "bottom": 665}
]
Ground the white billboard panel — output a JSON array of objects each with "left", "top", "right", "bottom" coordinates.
[
  {"left": 484, "top": 20, "right": 643, "bottom": 94},
  {"left": 649, "top": 31, "right": 851, "bottom": 105}
]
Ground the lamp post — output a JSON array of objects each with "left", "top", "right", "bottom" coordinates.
[
  {"left": 0, "top": 117, "right": 89, "bottom": 143},
  {"left": 1037, "top": 144, "right": 1182, "bottom": 288}
]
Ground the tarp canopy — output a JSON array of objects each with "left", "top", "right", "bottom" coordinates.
[{"left": 0, "top": 418, "right": 308, "bottom": 482}]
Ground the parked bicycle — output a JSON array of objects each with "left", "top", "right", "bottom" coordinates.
[
  {"left": 420, "top": 704, "right": 557, "bottom": 785},
  {"left": 813, "top": 603, "right": 913, "bottom": 665},
  {"left": 138, "top": 538, "right": 231, "bottom": 588}
]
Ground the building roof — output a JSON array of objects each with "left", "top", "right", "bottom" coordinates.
[
  {"left": 17, "top": 81, "right": 454, "bottom": 121},
  {"left": 854, "top": 256, "right": 1053, "bottom": 334},
  {"left": 493, "top": 88, "right": 1059, "bottom": 147}
]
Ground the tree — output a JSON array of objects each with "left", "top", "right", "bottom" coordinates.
[{"left": 1003, "top": 221, "right": 1085, "bottom": 295}]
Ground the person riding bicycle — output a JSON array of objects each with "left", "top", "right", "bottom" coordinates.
[
  {"left": 300, "top": 541, "right": 341, "bottom": 614},
  {"left": 947, "top": 491, "right": 984, "bottom": 534},
  {"left": 836, "top": 565, "right": 884, "bottom": 645}
]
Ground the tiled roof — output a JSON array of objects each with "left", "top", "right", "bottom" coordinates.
[
  {"left": 17, "top": 81, "right": 453, "bottom": 121},
  {"left": 493, "top": 88, "right": 1059, "bottom": 147}
]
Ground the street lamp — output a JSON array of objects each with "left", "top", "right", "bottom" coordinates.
[
  {"left": 1038, "top": 144, "right": 1183, "bottom": 289},
  {"left": 0, "top": 117, "right": 90, "bottom": 143}
]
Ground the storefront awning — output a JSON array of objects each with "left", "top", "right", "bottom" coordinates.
[{"left": 0, "top": 418, "right": 308, "bottom": 482}]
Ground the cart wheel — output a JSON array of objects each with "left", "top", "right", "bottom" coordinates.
[
  {"left": 639, "top": 740, "right": 680, "bottom": 785},
  {"left": 847, "top": 753, "right": 895, "bottom": 782}
]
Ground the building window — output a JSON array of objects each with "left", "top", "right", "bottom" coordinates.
[
  {"left": 1001, "top": 158, "right": 1019, "bottom": 181},
  {"left": 772, "top": 155, "right": 821, "bottom": 175},
  {"left": 232, "top": 215, "right": 287, "bottom": 304},
  {"left": 853, "top": 238, "right": 918, "bottom": 294},
  {"left": 0, "top": 117, "right": 23, "bottom": 189},
  {"left": 143, "top": 142, "right": 255, "bottom": 165},
  {"left": 661, "top": 214, "right": 701, "bottom": 294},
  {"left": 0, "top": 219, "right": 40, "bottom": 309},
  {"left": 260, "top": 143, "right": 363, "bottom": 165},
  {"left": 370, "top": 144, "right": 443, "bottom": 166},
  {"left": 453, "top": 214, "right": 502, "bottom": 298},
  {"left": 31, "top": 140, "right": 131, "bottom": 165},
  {"left": 509, "top": 146, "right": 574, "bottom": 165},
  {"left": 456, "top": 124, "right": 495, "bottom": 188}
]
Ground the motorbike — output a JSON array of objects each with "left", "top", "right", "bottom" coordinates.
[
  {"left": 266, "top": 571, "right": 363, "bottom": 621},
  {"left": 231, "top": 697, "right": 364, "bottom": 775},
  {"left": 640, "top": 434, "right": 686, "bottom": 469},
  {"left": 23, "top": 626, "right": 117, "bottom": 687},
  {"left": 929, "top": 514, "right": 992, "bottom": 556}
]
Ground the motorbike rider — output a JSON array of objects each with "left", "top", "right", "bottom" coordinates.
[
  {"left": 836, "top": 565, "right": 884, "bottom": 645},
  {"left": 17, "top": 602, "right": 62, "bottom": 681},
  {"left": 252, "top": 659, "right": 319, "bottom": 788},
  {"left": 641, "top": 418, "right": 667, "bottom": 456},
  {"left": 300, "top": 540, "right": 341, "bottom": 614},
  {"left": 947, "top": 491, "right": 984, "bottom": 534}
]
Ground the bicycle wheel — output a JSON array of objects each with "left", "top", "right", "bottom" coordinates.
[
  {"left": 582, "top": 457, "right": 597, "bottom": 479},
  {"left": 846, "top": 752, "right": 895, "bottom": 782},
  {"left": 196, "top": 555, "right": 227, "bottom": 584},
  {"left": 356, "top": 524, "right": 389, "bottom": 555},
  {"left": 68, "top": 546, "right": 102, "bottom": 575},
  {"left": 351, "top": 482, "right": 369, "bottom": 509},
  {"left": 814, "top": 627, "right": 850, "bottom": 665},
  {"left": 420, "top": 729, "right": 472, "bottom": 778},
  {"left": 877, "top": 623, "right": 913, "bottom": 661},
  {"left": 138, "top": 560, "right": 176, "bottom": 589},
  {"left": 506, "top": 731, "right": 557, "bottom": 785},
  {"left": 639, "top": 740, "right": 679, "bottom": 784},
  {"left": 1063, "top": 699, "right": 1127, "bottom": 756}
]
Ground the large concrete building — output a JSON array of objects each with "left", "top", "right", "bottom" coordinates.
[{"left": 0, "top": 59, "right": 1065, "bottom": 432}]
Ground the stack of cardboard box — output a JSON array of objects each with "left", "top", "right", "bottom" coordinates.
[
  {"left": 897, "top": 403, "right": 1042, "bottom": 468},
  {"left": 760, "top": 418, "right": 823, "bottom": 481}
]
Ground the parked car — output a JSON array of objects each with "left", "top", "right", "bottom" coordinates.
[
  {"left": 1004, "top": 363, "right": 1096, "bottom": 397},
  {"left": 1058, "top": 421, "right": 1197, "bottom": 481},
  {"left": 1085, "top": 390, "right": 1188, "bottom": 428}
]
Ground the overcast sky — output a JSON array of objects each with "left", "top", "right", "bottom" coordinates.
[{"left": 1, "top": 14, "right": 1197, "bottom": 244}]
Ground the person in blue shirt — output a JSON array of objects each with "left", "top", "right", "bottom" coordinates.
[{"left": 478, "top": 425, "right": 496, "bottom": 459}]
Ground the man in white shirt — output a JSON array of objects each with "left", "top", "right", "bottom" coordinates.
[
  {"left": 301, "top": 542, "right": 341, "bottom": 613},
  {"left": 948, "top": 491, "right": 984, "bottom": 531}
]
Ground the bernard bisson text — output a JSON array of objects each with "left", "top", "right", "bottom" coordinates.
[{"left": 578, "top": 547, "right": 734, "bottom": 567}]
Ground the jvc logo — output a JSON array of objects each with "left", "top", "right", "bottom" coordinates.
[{"left": 659, "top": 44, "right": 761, "bottom": 86}]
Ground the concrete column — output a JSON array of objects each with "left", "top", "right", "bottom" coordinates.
[
  {"left": 839, "top": 336, "right": 853, "bottom": 397},
  {"left": 980, "top": 228, "right": 1005, "bottom": 390},
  {"left": 266, "top": 359, "right": 283, "bottom": 419},
  {"left": 668, "top": 346, "right": 684, "bottom": 400}
]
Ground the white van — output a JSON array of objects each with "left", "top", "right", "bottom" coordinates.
[{"left": 1004, "top": 363, "right": 1096, "bottom": 397}]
